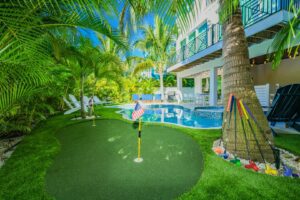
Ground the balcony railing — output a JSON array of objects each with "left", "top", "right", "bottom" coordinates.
[
  {"left": 242, "top": 0, "right": 300, "bottom": 27},
  {"left": 169, "top": 24, "right": 222, "bottom": 65},
  {"left": 169, "top": 0, "right": 299, "bottom": 67}
]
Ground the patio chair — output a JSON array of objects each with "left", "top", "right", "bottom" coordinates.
[
  {"left": 132, "top": 94, "right": 140, "bottom": 101},
  {"left": 147, "top": 94, "right": 153, "bottom": 102},
  {"left": 267, "top": 84, "right": 300, "bottom": 134},
  {"left": 63, "top": 97, "right": 74, "bottom": 109},
  {"left": 93, "top": 96, "right": 101, "bottom": 105},
  {"left": 254, "top": 83, "right": 270, "bottom": 111},
  {"left": 141, "top": 94, "right": 147, "bottom": 102},
  {"left": 154, "top": 94, "right": 162, "bottom": 102},
  {"left": 69, "top": 94, "right": 88, "bottom": 112},
  {"left": 141, "top": 94, "right": 153, "bottom": 103},
  {"left": 93, "top": 95, "right": 111, "bottom": 105},
  {"left": 69, "top": 94, "right": 81, "bottom": 107},
  {"left": 83, "top": 96, "right": 90, "bottom": 106},
  {"left": 63, "top": 96, "right": 81, "bottom": 115}
]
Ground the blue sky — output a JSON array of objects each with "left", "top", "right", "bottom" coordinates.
[{"left": 81, "top": 9, "right": 155, "bottom": 58}]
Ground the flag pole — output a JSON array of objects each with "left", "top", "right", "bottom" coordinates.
[
  {"left": 92, "top": 108, "right": 96, "bottom": 126},
  {"left": 134, "top": 117, "right": 143, "bottom": 163},
  {"left": 92, "top": 97, "right": 96, "bottom": 127},
  {"left": 138, "top": 117, "right": 142, "bottom": 159},
  {"left": 133, "top": 101, "right": 144, "bottom": 163}
]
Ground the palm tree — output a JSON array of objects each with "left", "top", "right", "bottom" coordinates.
[
  {"left": 220, "top": 0, "right": 274, "bottom": 161},
  {"left": 164, "top": 74, "right": 177, "bottom": 87},
  {"left": 0, "top": 0, "right": 196, "bottom": 136},
  {"left": 0, "top": 0, "right": 126, "bottom": 119},
  {"left": 91, "top": 36, "right": 125, "bottom": 105},
  {"left": 271, "top": 1, "right": 300, "bottom": 68},
  {"left": 119, "top": 0, "right": 196, "bottom": 34},
  {"left": 133, "top": 16, "right": 176, "bottom": 100}
]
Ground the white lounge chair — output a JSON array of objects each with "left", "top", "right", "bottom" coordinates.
[
  {"left": 64, "top": 107, "right": 81, "bottom": 115},
  {"left": 93, "top": 96, "right": 110, "bottom": 105},
  {"left": 69, "top": 94, "right": 88, "bottom": 112},
  {"left": 83, "top": 96, "right": 90, "bottom": 106},
  {"left": 63, "top": 96, "right": 80, "bottom": 115},
  {"left": 63, "top": 97, "right": 74, "bottom": 109},
  {"left": 254, "top": 84, "right": 270, "bottom": 111}
]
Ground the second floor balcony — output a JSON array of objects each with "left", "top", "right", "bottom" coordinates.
[{"left": 168, "top": 0, "right": 300, "bottom": 72}]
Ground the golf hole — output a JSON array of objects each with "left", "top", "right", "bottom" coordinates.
[{"left": 134, "top": 158, "right": 143, "bottom": 163}]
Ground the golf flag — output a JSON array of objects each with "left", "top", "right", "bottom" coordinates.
[{"left": 132, "top": 101, "right": 144, "bottom": 120}]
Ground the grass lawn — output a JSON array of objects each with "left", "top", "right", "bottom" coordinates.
[
  {"left": 274, "top": 134, "right": 300, "bottom": 155},
  {"left": 0, "top": 107, "right": 299, "bottom": 200},
  {"left": 46, "top": 120, "right": 203, "bottom": 200}
]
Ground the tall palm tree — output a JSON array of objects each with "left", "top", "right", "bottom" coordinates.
[
  {"left": 0, "top": 0, "right": 126, "bottom": 123},
  {"left": 50, "top": 35, "right": 93, "bottom": 118},
  {"left": 119, "top": 0, "right": 196, "bottom": 34},
  {"left": 220, "top": 0, "right": 274, "bottom": 161},
  {"left": 91, "top": 36, "right": 124, "bottom": 103},
  {"left": 133, "top": 16, "right": 176, "bottom": 100}
]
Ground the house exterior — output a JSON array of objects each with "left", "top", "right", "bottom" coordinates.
[{"left": 167, "top": 0, "right": 300, "bottom": 106}]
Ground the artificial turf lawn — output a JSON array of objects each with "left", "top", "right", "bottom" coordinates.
[
  {"left": 0, "top": 107, "right": 299, "bottom": 200},
  {"left": 45, "top": 120, "right": 203, "bottom": 200},
  {"left": 274, "top": 134, "right": 300, "bottom": 156}
]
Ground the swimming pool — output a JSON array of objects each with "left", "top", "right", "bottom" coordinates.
[{"left": 118, "top": 104, "right": 223, "bottom": 129}]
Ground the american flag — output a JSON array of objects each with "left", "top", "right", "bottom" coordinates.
[{"left": 132, "top": 101, "right": 144, "bottom": 120}]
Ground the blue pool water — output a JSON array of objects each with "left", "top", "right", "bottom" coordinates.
[{"left": 118, "top": 105, "right": 223, "bottom": 129}]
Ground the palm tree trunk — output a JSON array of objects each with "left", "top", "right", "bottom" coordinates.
[
  {"left": 221, "top": 4, "right": 274, "bottom": 162},
  {"left": 159, "top": 72, "right": 164, "bottom": 101},
  {"left": 89, "top": 78, "right": 98, "bottom": 116},
  {"left": 80, "top": 73, "right": 86, "bottom": 119}
]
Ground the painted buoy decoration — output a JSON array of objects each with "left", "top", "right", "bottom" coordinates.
[{"left": 245, "top": 160, "right": 259, "bottom": 171}]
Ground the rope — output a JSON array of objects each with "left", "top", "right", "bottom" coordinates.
[
  {"left": 223, "top": 94, "right": 234, "bottom": 151},
  {"left": 234, "top": 97, "right": 237, "bottom": 155},
  {"left": 237, "top": 99, "right": 251, "bottom": 160},
  {"left": 240, "top": 100, "right": 266, "bottom": 163}
]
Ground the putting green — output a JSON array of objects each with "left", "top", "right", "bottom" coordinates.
[{"left": 46, "top": 119, "right": 203, "bottom": 200}]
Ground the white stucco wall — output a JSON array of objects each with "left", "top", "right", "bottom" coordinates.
[{"left": 252, "top": 56, "right": 300, "bottom": 93}]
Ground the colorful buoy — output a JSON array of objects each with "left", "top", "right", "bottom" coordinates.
[
  {"left": 214, "top": 147, "right": 223, "bottom": 154},
  {"left": 245, "top": 160, "right": 259, "bottom": 172},
  {"left": 230, "top": 157, "right": 241, "bottom": 166},
  {"left": 283, "top": 165, "right": 293, "bottom": 177},
  {"left": 265, "top": 164, "right": 278, "bottom": 176}
]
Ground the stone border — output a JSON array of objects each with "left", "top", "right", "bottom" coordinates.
[
  {"left": 0, "top": 136, "right": 23, "bottom": 169},
  {"left": 212, "top": 139, "right": 300, "bottom": 177}
]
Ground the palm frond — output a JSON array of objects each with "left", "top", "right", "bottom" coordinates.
[
  {"left": 0, "top": 0, "right": 127, "bottom": 66},
  {"left": 132, "top": 59, "right": 155, "bottom": 75},
  {"left": 270, "top": 2, "right": 300, "bottom": 68},
  {"left": 0, "top": 64, "right": 50, "bottom": 115},
  {"left": 219, "top": 0, "right": 240, "bottom": 24}
]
